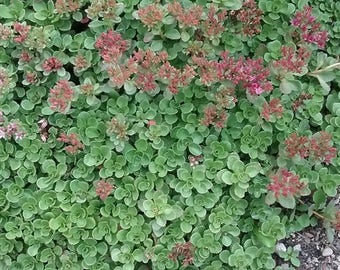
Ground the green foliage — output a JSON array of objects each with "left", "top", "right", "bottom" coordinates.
[{"left": 0, "top": 0, "right": 339, "bottom": 269}]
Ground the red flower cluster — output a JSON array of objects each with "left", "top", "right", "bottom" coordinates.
[
  {"left": 201, "top": 105, "right": 227, "bottom": 128},
  {"left": 48, "top": 80, "right": 74, "bottom": 113},
  {"left": 95, "top": 180, "right": 114, "bottom": 200},
  {"left": 168, "top": 1, "right": 203, "bottom": 28},
  {"left": 158, "top": 62, "right": 196, "bottom": 94},
  {"left": 55, "top": 0, "right": 80, "bottom": 14},
  {"left": 234, "top": 0, "right": 263, "bottom": 36},
  {"left": 273, "top": 46, "right": 311, "bottom": 74},
  {"left": 168, "top": 242, "right": 194, "bottom": 266},
  {"left": 42, "top": 57, "right": 63, "bottom": 72},
  {"left": 285, "top": 131, "right": 337, "bottom": 164},
  {"left": 137, "top": 4, "right": 164, "bottom": 28},
  {"left": 308, "top": 131, "right": 337, "bottom": 165},
  {"left": 291, "top": 6, "right": 328, "bottom": 49},
  {"left": 285, "top": 133, "right": 312, "bottom": 159},
  {"left": 201, "top": 5, "right": 227, "bottom": 38},
  {"left": 292, "top": 93, "right": 312, "bottom": 111},
  {"left": 19, "top": 51, "right": 32, "bottom": 63},
  {"left": 57, "top": 133, "right": 84, "bottom": 154},
  {"left": 0, "top": 118, "right": 25, "bottom": 141},
  {"left": 215, "top": 51, "right": 272, "bottom": 95},
  {"left": 95, "top": 30, "right": 129, "bottom": 62},
  {"left": 267, "top": 169, "right": 305, "bottom": 198},
  {"left": 73, "top": 54, "right": 89, "bottom": 71},
  {"left": 13, "top": 22, "right": 30, "bottom": 43},
  {"left": 261, "top": 98, "right": 284, "bottom": 121}
]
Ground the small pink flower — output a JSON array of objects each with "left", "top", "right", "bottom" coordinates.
[
  {"left": 42, "top": 57, "right": 63, "bottom": 72},
  {"left": 147, "top": 120, "right": 156, "bottom": 127},
  {"left": 267, "top": 169, "right": 305, "bottom": 198}
]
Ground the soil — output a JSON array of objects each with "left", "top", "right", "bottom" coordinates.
[{"left": 276, "top": 226, "right": 340, "bottom": 270}]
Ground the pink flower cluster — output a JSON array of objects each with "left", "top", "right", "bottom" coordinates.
[
  {"left": 267, "top": 169, "right": 305, "bottom": 198},
  {"left": 57, "top": 132, "right": 84, "bottom": 154},
  {"left": 13, "top": 22, "right": 30, "bottom": 43},
  {"left": 273, "top": 46, "right": 311, "bottom": 74},
  {"left": 168, "top": 242, "right": 194, "bottom": 266},
  {"left": 95, "top": 180, "right": 114, "bottom": 200},
  {"left": 285, "top": 131, "right": 337, "bottom": 164},
  {"left": 95, "top": 30, "right": 196, "bottom": 93},
  {"left": 42, "top": 57, "right": 63, "bottom": 72},
  {"left": 261, "top": 98, "right": 284, "bottom": 121},
  {"left": 201, "top": 105, "right": 227, "bottom": 128},
  {"left": 193, "top": 51, "right": 272, "bottom": 95},
  {"left": 0, "top": 113, "right": 25, "bottom": 140},
  {"left": 215, "top": 51, "right": 273, "bottom": 95},
  {"left": 168, "top": 1, "right": 203, "bottom": 28},
  {"left": 137, "top": 4, "right": 164, "bottom": 28},
  {"left": 55, "top": 0, "right": 80, "bottom": 14},
  {"left": 95, "top": 30, "right": 129, "bottom": 62},
  {"left": 201, "top": 5, "right": 227, "bottom": 38},
  {"left": 48, "top": 80, "right": 74, "bottom": 113},
  {"left": 234, "top": 0, "right": 263, "bottom": 36},
  {"left": 291, "top": 6, "right": 328, "bottom": 49}
]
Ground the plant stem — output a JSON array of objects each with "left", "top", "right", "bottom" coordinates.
[
  {"left": 308, "top": 62, "right": 340, "bottom": 75},
  {"left": 298, "top": 199, "right": 326, "bottom": 220}
]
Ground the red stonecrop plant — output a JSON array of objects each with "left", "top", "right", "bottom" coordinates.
[
  {"left": 201, "top": 4, "right": 227, "bottom": 39},
  {"left": 57, "top": 132, "right": 84, "bottom": 154},
  {"left": 42, "top": 57, "right": 63, "bottom": 72},
  {"left": 308, "top": 131, "right": 337, "bottom": 165},
  {"left": 234, "top": 0, "right": 263, "bottom": 36},
  {"left": 201, "top": 105, "right": 227, "bottom": 128},
  {"left": 291, "top": 5, "right": 328, "bottom": 49},
  {"left": 13, "top": 22, "right": 30, "bottom": 43},
  {"left": 215, "top": 51, "right": 273, "bottom": 95},
  {"left": 168, "top": 242, "right": 194, "bottom": 266},
  {"left": 55, "top": 0, "right": 81, "bottom": 14},
  {"left": 292, "top": 93, "right": 312, "bottom": 111},
  {"left": 285, "top": 131, "right": 337, "bottom": 164},
  {"left": 95, "top": 179, "right": 114, "bottom": 200},
  {"left": 137, "top": 4, "right": 164, "bottom": 28},
  {"left": 267, "top": 169, "right": 305, "bottom": 198},
  {"left": 168, "top": 1, "right": 203, "bottom": 28},
  {"left": 48, "top": 80, "right": 74, "bottom": 113},
  {"left": 261, "top": 98, "right": 284, "bottom": 121},
  {"left": 95, "top": 30, "right": 128, "bottom": 62},
  {"left": 273, "top": 46, "right": 311, "bottom": 74}
]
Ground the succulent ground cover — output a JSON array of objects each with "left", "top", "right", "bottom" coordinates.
[{"left": 0, "top": 0, "right": 339, "bottom": 269}]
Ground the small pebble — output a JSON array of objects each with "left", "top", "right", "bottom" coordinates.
[
  {"left": 322, "top": 247, "right": 333, "bottom": 257},
  {"left": 337, "top": 256, "right": 340, "bottom": 262}
]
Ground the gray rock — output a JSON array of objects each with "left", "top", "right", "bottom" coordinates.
[{"left": 322, "top": 247, "right": 333, "bottom": 257}]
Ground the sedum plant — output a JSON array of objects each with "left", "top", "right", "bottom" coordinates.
[{"left": 0, "top": 0, "right": 339, "bottom": 269}]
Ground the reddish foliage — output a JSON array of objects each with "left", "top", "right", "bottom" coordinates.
[
  {"left": 57, "top": 133, "right": 84, "bottom": 154},
  {"left": 48, "top": 80, "right": 74, "bottom": 113},
  {"left": 261, "top": 98, "right": 284, "bottom": 121},
  {"left": 291, "top": 6, "right": 328, "bottom": 49},
  {"left": 273, "top": 46, "right": 311, "bottom": 74},
  {"left": 95, "top": 180, "right": 114, "bottom": 200},
  {"left": 267, "top": 169, "right": 305, "bottom": 198},
  {"left": 168, "top": 242, "right": 194, "bottom": 266},
  {"left": 137, "top": 4, "right": 164, "bottom": 28},
  {"left": 42, "top": 57, "right": 63, "bottom": 72}
]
